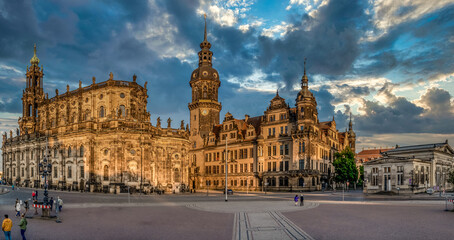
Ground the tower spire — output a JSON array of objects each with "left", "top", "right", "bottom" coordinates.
[
  {"left": 301, "top": 57, "right": 308, "bottom": 89},
  {"left": 198, "top": 14, "right": 212, "bottom": 66},
  {"left": 204, "top": 14, "right": 207, "bottom": 42},
  {"left": 30, "top": 43, "right": 40, "bottom": 66},
  {"left": 349, "top": 112, "right": 353, "bottom": 130}
]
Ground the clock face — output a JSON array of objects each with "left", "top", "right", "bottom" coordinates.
[{"left": 201, "top": 109, "right": 208, "bottom": 116}]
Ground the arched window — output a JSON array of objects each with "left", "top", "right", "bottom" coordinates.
[
  {"left": 80, "top": 146, "right": 84, "bottom": 157},
  {"left": 103, "top": 165, "right": 109, "bottom": 181},
  {"left": 54, "top": 148, "right": 57, "bottom": 157},
  {"left": 298, "top": 177, "right": 304, "bottom": 186},
  {"left": 68, "top": 147, "right": 72, "bottom": 157},
  {"left": 99, "top": 106, "right": 105, "bottom": 118},
  {"left": 119, "top": 105, "right": 126, "bottom": 117}
]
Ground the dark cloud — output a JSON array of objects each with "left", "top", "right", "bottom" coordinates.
[
  {"left": 0, "top": 0, "right": 453, "bottom": 140},
  {"left": 257, "top": 0, "right": 369, "bottom": 93},
  {"left": 354, "top": 86, "right": 454, "bottom": 134},
  {"left": 358, "top": 4, "right": 454, "bottom": 79},
  {"left": 420, "top": 87, "right": 453, "bottom": 118}
]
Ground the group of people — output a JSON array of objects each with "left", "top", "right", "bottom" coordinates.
[
  {"left": 294, "top": 194, "right": 304, "bottom": 206},
  {"left": 2, "top": 214, "right": 26, "bottom": 240},
  {"left": 2, "top": 190, "right": 64, "bottom": 240}
]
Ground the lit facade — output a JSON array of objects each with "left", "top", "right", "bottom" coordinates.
[
  {"left": 188, "top": 20, "right": 356, "bottom": 191},
  {"left": 2, "top": 45, "right": 190, "bottom": 192}
]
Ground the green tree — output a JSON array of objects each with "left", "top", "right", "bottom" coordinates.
[
  {"left": 358, "top": 165, "right": 364, "bottom": 186},
  {"left": 333, "top": 147, "right": 358, "bottom": 184}
]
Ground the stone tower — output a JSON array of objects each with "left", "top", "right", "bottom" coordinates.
[
  {"left": 348, "top": 112, "right": 356, "bottom": 152},
  {"left": 19, "top": 44, "right": 44, "bottom": 135},
  {"left": 295, "top": 59, "right": 318, "bottom": 129},
  {"left": 188, "top": 15, "right": 222, "bottom": 147}
]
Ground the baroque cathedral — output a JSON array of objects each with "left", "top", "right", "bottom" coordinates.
[
  {"left": 2, "top": 18, "right": 356, "bottom": 193},
  {"left": 2, "top": 45, "right": 190, "bottom": 192}
]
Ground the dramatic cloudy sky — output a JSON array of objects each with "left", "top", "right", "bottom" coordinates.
[{"left": 1, "top": 0, "right": 454, "bottom": 153}]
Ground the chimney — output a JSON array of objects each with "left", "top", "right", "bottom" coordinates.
[{"left": 245, "top": 114, "right": 249, "bottom": 122}]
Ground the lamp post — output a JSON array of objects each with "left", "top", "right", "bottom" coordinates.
[
  {"left": 140, "top": 136, "right": 143, "bottom": 195},
  {"left": 225, "top": 135, "right": 228, "bottom": 202},
  {"left": 39, "top": 139, "right": 52, "bottom": 205}
]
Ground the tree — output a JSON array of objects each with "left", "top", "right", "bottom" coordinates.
[
  {"left": 333, "top": 147, "right": 358, "bottom": 185},
  {"left": 358, "top": 165, "right": 364, "bottom": 186}
]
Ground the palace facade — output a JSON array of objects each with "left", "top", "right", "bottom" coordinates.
[
  {"left": 1, "top": 18, "right": 357, "bottom": 193},
  {"left": 1, "top": 45, "right": 190, "bottom": 192},
  {"left": 188, "top": 20, "right": 356, "bottom": 191}
]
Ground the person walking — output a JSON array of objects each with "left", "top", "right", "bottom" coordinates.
[
  {"left": 18, "top": 213, "right": 27, "bottom": 240},
  {"left": 33, "top": 199, "right": 38, "bottom": 215},
  {"left": 32, "top": 191, "right": 36, "bottom": 201},
  {"left": 57, "top": 196, "right": 63, "bottom": 212},
  {"left": 294, "top": 195, "right": 299, "bottom": 206},
  {"left": 49, "top": 197, "right": 54, "bottom": 211},
  {"left": 15, "top": 199, "right": 21, "bottom": 217},
  {"left": 2, "top": 214, "right": 12, "bottom": 240},
  {"left": 24, "top": 200, "right": 30, "bottom": 214}
]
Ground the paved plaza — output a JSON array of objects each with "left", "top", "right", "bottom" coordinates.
[{"left": 0, "top": 187, "right": 453, "bottom": 240}]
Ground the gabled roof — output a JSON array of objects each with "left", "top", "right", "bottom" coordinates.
[
  {"left": 357, "top": 148, "right": 394, "bottom": 156},
  {"left": 384, "top": 142, "right": 454, "bottom": 155}
]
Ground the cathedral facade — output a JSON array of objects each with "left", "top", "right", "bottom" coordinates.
[
  {"left": 188, "top": 20, "right": 356, "bottom": 191},
  {"left": 1, "top": 45, "right": 190, "bottom": 193}
]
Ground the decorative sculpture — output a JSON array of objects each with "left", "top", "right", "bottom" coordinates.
[
  {"left": 157, "top": 117, "right": 161, "bottom": 128},
  {"left": 180, "top": 120, "right": 185, "bottom": 130},
  {"left": 167, "top": 118, "right": 172, "bottom": 128}
]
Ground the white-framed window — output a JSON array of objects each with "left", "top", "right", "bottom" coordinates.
[{"left": 397, "top": 166, "right": 404, "bottom": 185}]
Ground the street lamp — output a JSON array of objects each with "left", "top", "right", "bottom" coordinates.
[
  {"left": 225, "top": 135, "right": 228, "bottom": 202},
  {"left": 39, "top": 140, "right": 52, "bottom": 205}
]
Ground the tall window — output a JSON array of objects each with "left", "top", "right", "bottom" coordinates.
[
  {"left": 80, "top": 166, "right": 85, "bottom": 178},
  {"left": 299, "top": 159, "right": 304, "bottom": 170},
  {"left": 397, "top": 166, "right": 404, "bottom": 185},
  {"left": 103, "top": 165, "right": 109, "bottom": 181},
  {"left": 119, "top": 105, "right": 126, "bottom": 117},
  {"left": 31, "top": 167, "right": 34, "bottom": 177},
  {"left": 68, "top": 166, "right": 72, "bottom": 178},
  {"left": 372, "top": 168, "right": 379, "bottom": 186},
  {"left": 68, "top": 147, "right": 72, "bottom": 157},
  {"left": 80, "top": 146, "right": 84, "bottom": 157},
  {"left": 54, "top": 167, "right": 58, "bottom": 178},
  {"left": 99, "top": 106, "right": 105, "bottom": 118}
]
